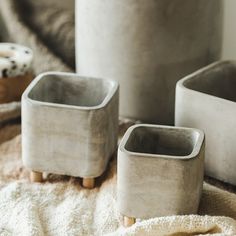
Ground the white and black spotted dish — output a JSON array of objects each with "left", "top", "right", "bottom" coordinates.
[{"left": 0, "top": 43, "right": 33, "bottom": 78}]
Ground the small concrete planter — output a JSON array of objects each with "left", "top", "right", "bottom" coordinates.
[
  {"left": 117, "top": 124, "right": 205, "bottom": 227},
  {"left": 175, "top": 60, "right": 236, "bottom": 185},
  {"left": 22, "top": 72, "right": 119, "bottom": 188}
]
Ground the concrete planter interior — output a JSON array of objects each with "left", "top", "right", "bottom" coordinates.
[
  {"left": 22, "top": 72, "right": 119, "bottom": 188},
  {"left": 175, "top": 60, "right": 236, "bottom": 185},
  {"left": 117, "top": 124, "right": 205, "bottom": 227},
  {"left": 76, "top": 0, "right": 222, "bottom": 124}
]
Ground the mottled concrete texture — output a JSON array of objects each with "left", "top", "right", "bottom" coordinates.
[
  {"left": 117, "top": 124, "right": 205, "bottom": 219},
  {"left": 175, "top": 61, "right": 236, "bottom": 185},
  {"left": 76, "top": 0, "right": 222, "bottom": 124},
  {"left": 22, "top": 72, "right": 119, "bottom": 178}
]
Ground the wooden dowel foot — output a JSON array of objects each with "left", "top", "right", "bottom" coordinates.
[
  {"left": 123, "top": 216, "right": 135, "bottom": 227},
  {"left": 30, "top": 171, "right": 43, "bottom": 183},
  {"left": 82, "top": 178, "right": 95, "bottom": 189}
]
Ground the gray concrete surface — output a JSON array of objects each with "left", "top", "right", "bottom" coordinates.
[
  {"left": 22, "top": 72, "right": 119, "bottom": 178},
  {"left": 76, "top": 0, "right": 222, "bottom": 124},
  {"left": 117, "top": 124, "right": 205, "bottom": 219},
  {"left": 175, "top": 60, "right": 236, "bottom": 185}
]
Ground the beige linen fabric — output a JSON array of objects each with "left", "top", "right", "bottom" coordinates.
[{"left": 0, "top": 123, "right": 235, "bottom": 235}]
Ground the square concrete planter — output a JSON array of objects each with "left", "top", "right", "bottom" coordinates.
[
  {"left": 22, "top": 72, "right": 119, "bottom": 188},
  {"left": 117, "top": 124, "right": 205, "bottom": 227},
  {"left": 175, "top": 61, "right": 236, "bottom": 185}
]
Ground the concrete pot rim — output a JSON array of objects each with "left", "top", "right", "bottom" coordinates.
[
  {"left": 176, "top": 60, "right": 236, "bottom": 105},
  {"left": 22, "top": 71, "right": 119, "bottom": 110},
  {"left": 119, "top": 124, "right": 204, "bottom": 160}
]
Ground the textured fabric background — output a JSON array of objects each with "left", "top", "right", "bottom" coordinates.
[
  {"left": 0, "top": 0, "right": 73, "bottom": 74},
  {"left": 0, "top": 0, "right": 236, "bottom": 235},
  {"left": 14, "top": 0, "right": 75, "bottom": 69},
  {"left": 0, "top": 120, "right": 235, "bottom": 235}
]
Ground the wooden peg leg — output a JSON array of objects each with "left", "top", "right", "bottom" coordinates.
[
  {"left": 123, "top": 216, "right": 135, "bottom": 227},
  {"left": 30, "top": 171, "right": 43, "bottom": 182},
  {"left": 82, "top": 178, "right": 95, "bottom": 189}
]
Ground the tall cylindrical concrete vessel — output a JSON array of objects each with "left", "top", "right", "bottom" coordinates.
[{"left": 76, "top": 0, "right": 222, "bottom": 124}]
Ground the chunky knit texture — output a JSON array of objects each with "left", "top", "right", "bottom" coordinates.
[{"left": 0, "top": 123, "right": 235, "bottom": 235}]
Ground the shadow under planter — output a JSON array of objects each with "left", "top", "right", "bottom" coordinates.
[
  {"left": 117, "top": 124, "right": 205, "bottom": 227},
  {"left": 22, "top": 72, "right": 119, "bottom": 188},
  {"left": 175, "top": 60, "right": 236, "bottom": 185}
]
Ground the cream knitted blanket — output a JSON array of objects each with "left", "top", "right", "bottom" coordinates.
[
  {"left": 0, "top": 0, "right": 236, "bottom": 235},
  {"left": 0, "top": 123, "right": 235, "bottom": 235}
]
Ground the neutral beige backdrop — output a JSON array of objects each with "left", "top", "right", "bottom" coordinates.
[{"left": 222, "top": 0, "right": 236, "bottom": 60}]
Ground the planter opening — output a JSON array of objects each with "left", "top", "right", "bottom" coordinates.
[
  {"left": 124, "top": 126, "right": 199, "bottom": 157},
  {"left": 184, "top": 63, "right": 236, "bottom": 102},
  {"left": 28, "top": 74, "right": 114, "bottom": 107}
]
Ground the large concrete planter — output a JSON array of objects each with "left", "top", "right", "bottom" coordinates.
[
  {"left": 22, "top": 72, "right": 119, "bottom": 188},
  {"left": 175, "top": 61, "right": 236, "bottom": 185},
  {"left": 117, "top": 124, "right": 205, "bottom": 226},
  {"left": 76, "top": 0, "right": 222, "bottom": 124},
  {"left": 222, "top": 0, "right": 236, "bottom": 60}
]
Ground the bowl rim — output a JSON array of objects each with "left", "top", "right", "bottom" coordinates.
[
  {"left": 176, "top": 60, "right": 236, "bottom": 106},
  {"left": 119, "top": 124, "right": 205, "bottom": 160},
  {"left": 22, "top": 71, "right": 119, "bottom": 110}
]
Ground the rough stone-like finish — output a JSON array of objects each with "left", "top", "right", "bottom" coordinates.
[
  {"left": 117, "top": 124, "right": 205, "bottom": 219},
  {"left": 175, "top": 60, "right": 236, "bottom": 185},
  {"left": 76, "top": 0, "right": 222, "bottom": 124},
  {"left": 22, "top": 72, "right": 119, "bottom": 178}
]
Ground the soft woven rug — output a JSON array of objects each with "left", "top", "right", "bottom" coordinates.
[
  {"left": 0, "top": 0, "right": 236, "bottom": 235},
  {"left": 0, "top": 121, "right": 236, "bottom": 235}
]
